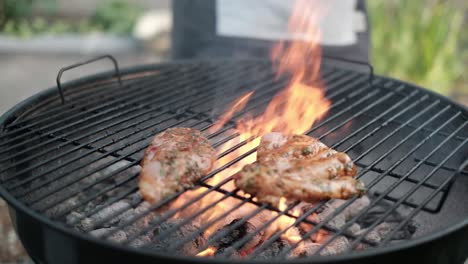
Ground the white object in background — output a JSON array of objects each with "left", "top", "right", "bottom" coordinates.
[
  {"left": 217, "top": 0, "right": 363, "bottom": 46},
  {"left": 133, "top": 10, "right": 172, "bottom": 41}
]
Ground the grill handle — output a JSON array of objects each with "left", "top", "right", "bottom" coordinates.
[
  {"left": 56, "top": 55, "right": 122, "bottom": 104},
  {"left": 322, "top": 55, "right": 374, "bottom": 87}
]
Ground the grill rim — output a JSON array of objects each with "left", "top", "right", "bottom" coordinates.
[{"left": 0, "top": 59, "right": 467, "bottom": 263}]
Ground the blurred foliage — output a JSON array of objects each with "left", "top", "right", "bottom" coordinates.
[
  {"left": 90, "top": 0, "right": 142, "bottom": 34},
  {"left": 0, "top": 0, "right": 32, "bottom": 27},
  {"left": 0, "top": 0, "right": 142, "bottom": 37},
  {"left": 368, "top": 0, "right": 466, "bottom": 95}
]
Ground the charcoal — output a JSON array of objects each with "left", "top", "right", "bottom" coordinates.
[
  {"left": 359, "top": 220, "right": 417, "bottom": 245},
  {"left": 214, "top": 247, "right": 242, "bottom": 259},
  {"left": 44, "top": 195, "right": 81, "bottom": 218},
  {"left": 319, "top": 236, "right": 350, "bottom": 256},
  {"left": 89, "top": 228, "right": 127, "bottom": 243},
  {"left": 348, "top": 223, "right": 361, "bottom": 235},
  {"left": 211, "top": 218, "right": 264, "bottom": 254},
  {"left": 330, "top": 196, "right": 371, "bottom": 221},
  {"left": 120, "top": 202, "right": 159, "bottom": 237},
  {"left": 299, "top": 202, "right": 346, "bottom": 230},
  {"left": 129, "top": 235, "right": 152, "bottom": 248},
  {"left": 75, "top": 201, "right": 131, "bottom": 231},
  {"left": 291, "top": 240, "right": 320, "bottom": 258},
  {"left": 66, "top": 211, "right": 85, "bottom": 226},
  {"left": 149, "top": 219, "right": 206, "bottom": 256},
  {"left": 252, "top": 238, "right": 291, "bottom": 259},
  {"left": 357, "top": 198, "right": 405, "bottom": 228}
]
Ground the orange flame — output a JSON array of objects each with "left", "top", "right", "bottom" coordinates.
[
  {"left": 196, "top": 247, "right": 216, "bottom": 257},
  {"left": 214, "top": 0, "right": 330, "bottom": 137},
  {"left": 170, "top": 0, "right": 332, "bottom": 251},
  {"left": 209, "top": 91, "right": 255, "bottom": 133}
]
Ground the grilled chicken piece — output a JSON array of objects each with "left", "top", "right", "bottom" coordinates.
[
  {"left": 139, "top": 127, "right": 216, "bottom": 204},
  {"left": 257, "top": 133, "right": 335, "bottom": 162},
  {"left": 235, "top": 132, "right": 365, "bottom": 205}
]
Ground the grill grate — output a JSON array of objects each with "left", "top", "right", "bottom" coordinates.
[{"left": 1, "top": 58, "right": 467, "bottom": 260}]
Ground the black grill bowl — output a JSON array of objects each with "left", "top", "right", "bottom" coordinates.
[{"left": 1, "top": 58, "right": 467, "bottom": 264}]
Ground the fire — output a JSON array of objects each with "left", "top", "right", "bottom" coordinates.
[
  {"left": 197, "top": 247, "right": 216, "bottom": 257},
  {"left": 209, "top": 91, "right": 255, "bottom": 134},
  {"left": 168, "top": 0, "right": 332, "bottom": 253}
]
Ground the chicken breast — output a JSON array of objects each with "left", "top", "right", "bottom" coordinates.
[
  {"left": 235, "top": 132, "right": 365, "bottom": 205},
  {"left": 258, "top": 133, "right": 334, "bottom": 162},
  {"left": 139, "top": 127, "right": 216, "bottom": 204}
]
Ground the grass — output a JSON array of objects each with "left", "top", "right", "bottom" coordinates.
[
  {"left": 368, "top": 0, "right": 466, "bottom": 95},
  {"left": 0, "top": 0, "right": 142, "bottom": 37}
]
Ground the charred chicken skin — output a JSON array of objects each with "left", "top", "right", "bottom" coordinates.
[
  {"left": 235, "top": 132, "right": 365, "bottom": 205},
  {"left": 139, "top": 127, "right": 216, "bottom": 204}
]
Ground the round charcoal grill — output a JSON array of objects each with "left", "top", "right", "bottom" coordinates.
[{"left": 0, "top": 55, "right": 467, "bottom": 264}]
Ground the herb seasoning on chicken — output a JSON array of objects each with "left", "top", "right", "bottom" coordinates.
[
  {"left": 139, "top": 128, "right": 216, "bottom": 204},
  {"left": 235, "top": 132, "right": 366, "bottom": 205}
]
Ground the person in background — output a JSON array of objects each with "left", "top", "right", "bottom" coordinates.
[{"left": 171, "top": 0, "right": 370, "bottom": 62}]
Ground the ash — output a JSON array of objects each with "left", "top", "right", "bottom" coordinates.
[{"left": 53, "top": 161, "right": 417, "bottom": 259}]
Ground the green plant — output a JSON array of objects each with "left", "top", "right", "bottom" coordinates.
[
  {"left": 90, "top": 0, "right": 143, "bottom": 35},
  {"left": 0, "top": 0, "right": 142, "bottom": 37},
  {"left": 0, "top": 0, "right": 33, "bottom": 28},
  {"left": 368, "top": 0, "right": 466, "bottom": 95}
]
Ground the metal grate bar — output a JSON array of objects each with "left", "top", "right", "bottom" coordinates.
[
  {"left": 380, "top": 137, "right": 468, "bottom": 245},
  {"left": 61, "top": 118, "right": 262, "bottom": 223},
  {"left": 200, "top": 182, "right": 379, "bottom": 244},
  {"left": 95, "top": 76, "right": 385, "bottom": 245},
  {"left": 362, "top": 113, "right": 468, "bottom": 143},
  {"left": 381, "top": 138, "right": 468, "bottom": 245},
  {"left": 3, "top": 68, "right": 173, "bottom": 132},
  {"left": 223, "top": 88, "right": 422, "bottom": 256},
  {"left": 200, "top": 83, "right": 411, "bottom": 255},
  {"left": 275, "top": 103, "right": 449, "bottom": 258},
  {"left": 0, "top": 62, "right": 247, "bottom": 154},
  {"left": 343, "top": 119, "right": 468, "bottom": 250},
  {"left": 214, "top": 201, "right": 302, "bottom": 258},
  {"left": 248, "top": 200, "right": 330, "bottom": 258},
  {"left": 1, "top": 63, "right": 266, "bottom": 178},
  {"left": 167, "top": 197, "right": 255, "bottom": 252},
  {"left": 67, "top": 186, "right": 140, "bottom": 226},
  {"left": 122, "top": 178, "right": 240, "bottom": 245},
  {"left": 24, "top": 59, "right": 332, "bottom": 208},
  {"left": 316, "top": 85, "right": 406, "bottom": 141},
  {"left": 0, "top": 64, "right": 201, "bottom": 144},
  {"left": 108, "top": 79, "right": 392, "bottom": 252},
  {"left": 27, "top": 114, "right": 201, "bottom": 210},
  {"left": 412, "top": 159, "right": 468, "bottom": 177},
  {"left": 1, "top": 59, "right": 467, "bottom": 261},
  {"left": 355, "top": 163, "right": 443, "bottom": 190},
  {"left": 324, "top": 88, "right": 422, "bottom": 145},
  {"left": 16, "top": 72, "right": 290, "bottom": 202},
  {"left": 47, "top": 77, "right": 410, "bottom": 256},
  {"left": 1, "top": 62, "right": 278, "bottom": 186},
  {"left": 44, "top": 121, "right": 254, "bottom": 217},
  {"left": 8, "top": 68, "right": 354, "bottom": 198},
  {"left": 245, "top": 95, "right": 432, "bottom": 257},
  {"left": 184, "top": 202, "right": 270, "bottom": 256},
  {"left": 88, "top": 74, "right": 380, "bottom": 239}
]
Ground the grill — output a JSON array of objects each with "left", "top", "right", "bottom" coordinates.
[{"left": 1, "top": 56, "right": 468, "bottom": 263}]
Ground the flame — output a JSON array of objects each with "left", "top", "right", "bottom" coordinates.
[
  {"left": 230, "top": 0, "right": 330, "bottom": 137},
  {"left": 197, "top": 247, "right": 216, "bottom": 257},
  {"left": 167, "top": 0, "right": 332, "bottom": 252},
  {"left": 209, "top": 91, "right": 255, "bottom": 134}
]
